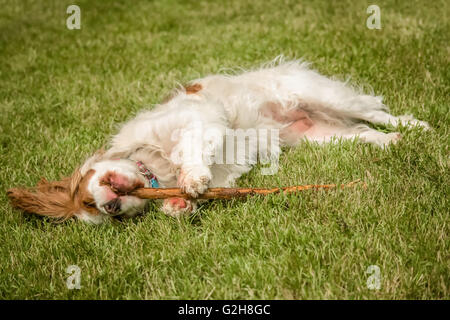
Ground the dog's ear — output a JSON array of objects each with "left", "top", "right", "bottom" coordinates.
[{"left": 7, "top": 169, "right": 85, "bottom": 222}]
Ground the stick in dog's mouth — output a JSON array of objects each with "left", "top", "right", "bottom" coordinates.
[{"left": 130, "top": 179, "right": 364, "bottom": 200}]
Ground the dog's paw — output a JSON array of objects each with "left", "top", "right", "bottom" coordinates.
[
  {"left": 398, "top": 115, "right": 430, "bottom": 130},
  {"left": 161, "top": 198, "right": 196, "bottom": 218},
  {"left": 377, "top": 132, "right": 402, "bottom": 148},
  {"left": 178, "top": 166, "right": 211, "bottom": 198},
  {"left": 385, "top": 132, "right": 402, "bottom": 145},
  {"left": 361, "top": 131, "right": 402, "bottom": 147}
]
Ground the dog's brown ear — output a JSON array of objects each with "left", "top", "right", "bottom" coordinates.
[{"left": 7, "top": 170, "right": 84, "bottom": 222}]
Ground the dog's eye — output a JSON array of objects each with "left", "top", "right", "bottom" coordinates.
[{"left": 83, "top": 201, "right": 96, "bottom": 208}]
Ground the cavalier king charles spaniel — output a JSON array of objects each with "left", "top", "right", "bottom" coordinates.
[{"left": 8, "top": 59, "right": 428, "bottom": 224}]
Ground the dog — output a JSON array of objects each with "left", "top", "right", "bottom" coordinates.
[{"left": 7, "top": 59, "right": 429, "bottom": 224}]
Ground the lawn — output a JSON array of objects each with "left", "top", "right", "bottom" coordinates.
[{"left": 0, "top": 0, "right": 448, "bottom": 299}]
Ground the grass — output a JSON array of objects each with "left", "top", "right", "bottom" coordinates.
[{"left": 0, "top": 0, "right": 448, "bottom": 299}]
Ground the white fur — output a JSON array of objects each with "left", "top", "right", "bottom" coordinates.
[{"left": 79, "top": 59, "right": 428, "bottom": 222}]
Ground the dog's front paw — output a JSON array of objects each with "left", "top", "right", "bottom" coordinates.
[{"left": 178, "top": 166, "right": 211, "bottom": 198}]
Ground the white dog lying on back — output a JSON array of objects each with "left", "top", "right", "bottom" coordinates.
[{"left": 8, "top": 59, "right": 428, "bottom": 224}]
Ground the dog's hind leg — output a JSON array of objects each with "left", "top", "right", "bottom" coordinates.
[
  {"left": 263, "top": 61, "right": 429, "bottom": 130},
  {"left": 334, "top": 95, "right": 429, "bottom": 129},
  {"left": 261, "top": 97, "right": 409, "bottom": 148},
  {"left": 344, "top": 127, "right": 402, "bottom": 147},
  {"left": 274, "top": 100, "right": 403, "bottom": 147},
  {"left": 361, "top": 110, "right": 429, "bottom": 129},
  {"left": 302, "top": 123, "right": 402, "bottom": 148}
]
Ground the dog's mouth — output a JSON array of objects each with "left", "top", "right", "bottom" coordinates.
[
  {"left": 96, "top": 170, "right": 146, "bottom": 215},
  {"left": 90, "top": 160, "right": 158, "bottom": 217}
]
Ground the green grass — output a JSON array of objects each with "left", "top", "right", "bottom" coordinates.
[{"left": 0, "top": 0, "right": 448, "bottom": 299}]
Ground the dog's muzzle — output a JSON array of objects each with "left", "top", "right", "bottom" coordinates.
[{"left": 103, "top": 198, "right": 121, "bottom": 215}]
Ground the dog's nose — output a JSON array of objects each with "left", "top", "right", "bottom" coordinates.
[{"left": 103, "top": 198, "right": 121, "bottom": 215}]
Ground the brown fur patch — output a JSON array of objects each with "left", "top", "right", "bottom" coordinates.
[
  {"left": 7, "top": 169, "right": 99, "bottom": 221},
  {"left": 161, "top": 83, "right": 203, "bottom": 104},
  {"left": 184, "top": 83, "right": 202, "bottom": 94},
  {"left": 77, "top": 170, "right": 99, "bottom": 215}
]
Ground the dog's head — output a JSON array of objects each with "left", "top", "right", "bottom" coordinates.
[{"left": 7, "top": 158, "right": 150, "bottom": 224}]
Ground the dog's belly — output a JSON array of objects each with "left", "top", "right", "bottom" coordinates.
[{"left": 259, "top": 101, "right": 315, "bottom": 145}]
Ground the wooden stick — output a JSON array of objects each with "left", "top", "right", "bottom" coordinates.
[{"left": 131, "top": 179, "right": 362, "bottom": 200}]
